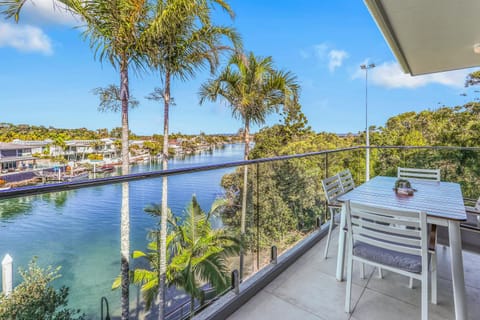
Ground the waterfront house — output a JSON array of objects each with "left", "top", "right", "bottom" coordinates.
[
  {"left": 0, "top": 142, "right": 36, "bottom": 172},
  {"left": 64, "top": 139, "right": 118, "bottom": 161},
  {"left": 12, "top": 139, "right": 50, "bottom": 155}
]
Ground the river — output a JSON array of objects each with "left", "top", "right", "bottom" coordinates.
[{"left": 0, "top": 143, "right": 244, "bottom": 318}]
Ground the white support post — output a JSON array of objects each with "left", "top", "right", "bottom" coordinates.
[{"left": 2, "top": 254, "right": 13, "bottom": 296}]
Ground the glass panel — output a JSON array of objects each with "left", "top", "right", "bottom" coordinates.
[
  {"left": 2, "top": 146, "right": 478, "bottom": 318},
  {"left": 256, "top": 154, "right": 326, "bottom": 261},
  {"left": 0, "top": 163, "right": 242, "bottom": 318}
]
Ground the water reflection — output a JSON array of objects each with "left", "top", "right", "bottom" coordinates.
[
  {"left": 0, "top": 191, "right": 73, "bottom": 222},
  {"left": 0, "top": 197, "right": 33, "bottom": 220}
]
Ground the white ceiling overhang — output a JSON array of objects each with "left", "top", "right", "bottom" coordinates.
[{"left": 364, "top": 0, "right": 480, "bottom": 75}]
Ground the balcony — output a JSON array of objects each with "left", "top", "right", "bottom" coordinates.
[
  {"left": 225, "top": 228, "right": 480, "bottom": 320},
  {"left": 0, "top": 145, "right": 479, "bottom": 319}
]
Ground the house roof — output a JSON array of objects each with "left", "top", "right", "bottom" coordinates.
[
  {"left": 0, "top": 143, "right": 34, "bottom": 150},
  {"left": 364, "top": 0, "right": 480, "bottom": 75}
]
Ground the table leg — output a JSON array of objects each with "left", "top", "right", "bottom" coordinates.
[
  {"left": 336, "top": 204, "right": 347, "bottom": 281},
  {"left": 448, "top": 220, "right": 468, "bottom": 320}
]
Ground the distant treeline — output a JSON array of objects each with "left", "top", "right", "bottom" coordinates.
[{"left": 0, "top": 123, "right": 242, "bottom": 142}]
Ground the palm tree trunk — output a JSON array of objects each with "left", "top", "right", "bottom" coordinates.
[
  {"left": 120, "top": 56, "right": 130, "bottom": 320},
  {"left": 158, "top": 70, "right": 171, "bottom": 320},
  {"left": 190, "top": 295, "right": 195, "bottom": 319},
  {"left": 240, "top": 121, "right": 250, "bottom": 279}
]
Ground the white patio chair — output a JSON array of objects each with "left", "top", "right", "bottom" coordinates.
[
  {"left": 344, "top": 200, "right": 437, "bottom": 320},
  {"left": 337, "top": 169, "right": 384, "bottom": 278},
  {"left": 462, "top": 196, "right": 480, "bottom": 231},
  {"left": 321, "top": 174, "right": 344, "bottom": 259},
  {"left": 338, "top": 169, "right": 355, "bottom": 193},
  {"left": 397, "top": 167, "right": 441, "bottom": 181},
  {"left": 398, "top": 166, "right": 440, "bottom": 288}
]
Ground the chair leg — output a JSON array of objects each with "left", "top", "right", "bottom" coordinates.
[
  {"left": 409, "top": 277, "right": 413, "bottom": 289},
  {"left": 421, "top": 273, "right": 429, "bottom": 320},
  {"left": 345, "top": 252, "right": 354, "bottom": 313},
  {"left": 360, "top": 263, "right": 365, "bottom": 279},
  {"left": 431, "top": 254, "right": 437, "bottom": 304},
  {"left": 323, "top": 208, "right": 335, "bottom": 259},
  {"left": 378, "top": 267, "right": 383, "bottom": 279}
]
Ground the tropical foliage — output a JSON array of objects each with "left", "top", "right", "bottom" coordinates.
[
  {"left": 199, "top": 51, "right": 299, "bottom": 276},
  {"left": 115, "top": 196, "right": 239, "bottom": 318},
  {"left": 0, "top": 123, "right": 105, "bottom": 141},
  {"left": 216, "top": 96, "right": 480, "bottom": 275},
  {"left": 0, "top": 258, "right": 84, "bottom": 319}
]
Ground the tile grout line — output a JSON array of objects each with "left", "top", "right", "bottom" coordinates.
[{"left": 266, "top": 290, "right": 327, "bottom": 320}]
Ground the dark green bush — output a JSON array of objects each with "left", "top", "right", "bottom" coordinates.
[{"left": 0, "top": 258, "right": 84, "bottom": 320}]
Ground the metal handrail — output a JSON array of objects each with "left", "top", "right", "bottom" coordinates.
[
  {"left": 0, "top": 146, "right": 360, "bottom": 200},
  {"left": 1, "top": 145, "right": 479, "bottom": 200}
]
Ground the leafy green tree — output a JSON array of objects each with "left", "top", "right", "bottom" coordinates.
[
  {"left": 0, "top": 258, "right": 85, "bottom": 319},
  {"left": 143, "top": 140, "right": 162, "bottom": 156},
  {"left": 465, "top": 70, "right": 480, "bottom": 87},
  {"left": 53, "top": 136, "right": 67, "bottom": 158},
  {"left": 199, "top": 51, "right": 299, "bottom": 277}
]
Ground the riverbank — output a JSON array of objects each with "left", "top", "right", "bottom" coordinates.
[{"left": 0, "top": 143, "right": 233, "bottom": 189}]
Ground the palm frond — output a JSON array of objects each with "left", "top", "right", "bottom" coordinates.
[{"left": 0, "top": 0, "right": 27, "bottom": 22}]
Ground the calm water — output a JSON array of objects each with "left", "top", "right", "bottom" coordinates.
[{"left": 0, "top": 144, "right": 244, "bottom": 318}]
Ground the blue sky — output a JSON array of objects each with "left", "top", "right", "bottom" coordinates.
[{"left": 0, "top": 0, "right": 478, "bottom": 135}]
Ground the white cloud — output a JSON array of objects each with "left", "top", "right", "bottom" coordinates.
[
  {"left": 328, "top": 50, "right": 348, "bottom": 72},
  {"left": 305, "top": 43, "right": 348, "bottom": 73},
  {"left": 313, "top": 43, "right": 328, "bottom": 60},
  {"left": 0, "top": 22, "right": 52, "bottom": 55},
  {"left": 352, "top": 61, "right": 470, "bottom": 89},
  {"left": 21, "top": 0, "right": 79, "bottom": 25}
]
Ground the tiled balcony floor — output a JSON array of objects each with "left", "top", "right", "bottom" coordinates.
[{"left": 228, "top": 227, "right": 480, "bottom": 320}]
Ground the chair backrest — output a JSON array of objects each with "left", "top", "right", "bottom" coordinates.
[
  {"left": 338, "top": 169, "right": 355, "bottom": 193},
  {"left": 397, "top": 167, "right": 441, "bottom": 182},
  {"left": 321, "top": 174, "right": 343, "bottom": 204},
  {"left": 346, "top": 200, "right": 428, "bottom": 266}
]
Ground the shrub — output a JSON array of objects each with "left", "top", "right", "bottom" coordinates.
[
  {"left": 87, "top": 154, "right": 103, "bottom": 160},
  {"left": 0, "top": 258, "right": 84, "bottom": 320}
]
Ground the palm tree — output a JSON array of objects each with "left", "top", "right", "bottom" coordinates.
[
  {"left": 125, "top": 196, "right": 240, "bottom": 318},
  {"left": 52, "top": 136, "right": 67, "bottom": 158},
  {"left": 143, "top": 1, "right": 240, "bottom": 317},
  {"left": 0, "top": 1, "right": 167, "bottom": 317},
  {"left": 199, "top": 52, "right": 299, "bottom": 277}
]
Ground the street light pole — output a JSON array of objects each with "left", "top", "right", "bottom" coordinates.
[{"left": 360, "top": 63, "right": 375, "bottom": 181}]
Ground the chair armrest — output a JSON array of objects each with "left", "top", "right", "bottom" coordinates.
[{"left": 328, "top": 199, "right": 343, "bottom": 208}]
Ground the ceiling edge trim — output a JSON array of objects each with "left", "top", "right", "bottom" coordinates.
[{"left": 364, "top": 0, "right": 413, "bottom": 75}]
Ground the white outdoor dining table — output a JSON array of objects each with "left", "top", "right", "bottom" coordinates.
[{"left": 335, "top": 176, "right": 468, "bottom": 320}]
